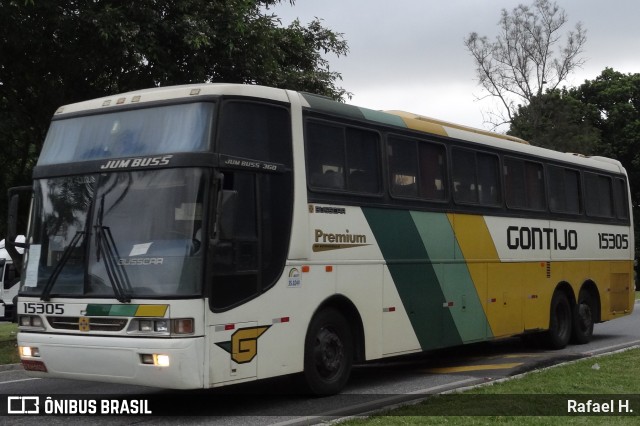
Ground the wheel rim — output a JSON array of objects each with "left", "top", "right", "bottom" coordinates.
[{"left": 313, "top": 327, "right": 344, "bottom": 379}]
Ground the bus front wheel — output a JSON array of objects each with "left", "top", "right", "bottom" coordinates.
[
  {"left": 303, "top": 308, "right": 353, "bottom": 396},
  {"left": 545, "top": 290, "right": 572, "bottom": 349}
]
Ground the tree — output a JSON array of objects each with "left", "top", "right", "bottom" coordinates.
[
  {"left": 0, "top": 0, "right": 350, "bottom": 236},
  {"left": 465, "top": 0, "right": 586, "bottom": 129},
  {"left": 508, "top": 88, "right": 600, "bottom": 154},
  {"left": 573, "top": 68, "right": 640, "bottom": 170}
]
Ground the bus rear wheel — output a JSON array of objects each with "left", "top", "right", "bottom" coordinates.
[
  {"left": 571, "top": 291, "right": 595, "bottom": 344},
  {"left": 303, "top": 308, "right": 353, "bottom": 396},
  {"left": 545, "top": 290, "right": 572, "bottom": 349}
]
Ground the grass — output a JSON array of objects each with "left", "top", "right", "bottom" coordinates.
[
  {"left": 343, "top": 347, "right": 640, "bottom": 425},
  {"left": 0, "top": 322, "right": 19, "bottom": 365}
]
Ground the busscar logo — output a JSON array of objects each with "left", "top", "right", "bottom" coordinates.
[{"left": 7, "top": 396, "right": 40, "bottom": 414}]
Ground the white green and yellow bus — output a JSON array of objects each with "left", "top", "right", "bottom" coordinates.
[{"left": 10, "top": 84, "right": 634, "bottom": 395}]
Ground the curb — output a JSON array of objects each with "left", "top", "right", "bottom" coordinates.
[{"left": 0, "top": 363, "right": 22, "bottom": 372}]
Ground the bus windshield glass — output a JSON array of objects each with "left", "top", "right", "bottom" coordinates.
[
  {"left": 20, "top": 168, "right": 207, "bottom": 299},
  {"left": 37, "top": 102, "right": 215, "bottom": 165}
]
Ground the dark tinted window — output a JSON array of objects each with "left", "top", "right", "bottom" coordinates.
[
  {"left": 388, "top": 136, "right": 447, "bottom": 200},
  {"left": 452, "top": 148, "right": 500, "bottom": 206},
  {"left": 505, "top": 157, "right": 545, "bottom": 210},
  {"left": 218, "top": 101, "right": 292, "bottom": 166},
  {"left": 306, "top": 120, "right": 381, "bottom": 194},
  {"left": 613, "top": 178, "right": 629, "bottom": 219},
  {"left": 547, "top": 165, "right": 581, "bottom": 214},
  {"left": 584, "top": 172, "right": 614, "bottom": 218}
]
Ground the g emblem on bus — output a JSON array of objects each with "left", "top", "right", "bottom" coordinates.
[{"left": 216, "top": 326, "right": 270, "bottom": 364}]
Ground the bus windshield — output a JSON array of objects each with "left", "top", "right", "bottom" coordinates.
[
  {"left": 38, "top": 102, "right": 215, "bottom": 165},
  {"left": 20, "top": 168, "right": 207, "bottom": 299}
]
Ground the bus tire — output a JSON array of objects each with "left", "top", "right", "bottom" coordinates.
[
  {"left": 571, "top": 290, "right": 594, "bottom": 344},
  {"left": 303, "top": 308, "right": 353, "bottom": 396},
  {"left": 545, "top": 290, "right": 572, "bottom": 349}
]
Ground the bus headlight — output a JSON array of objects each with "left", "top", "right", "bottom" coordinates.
[
  {"left": 19, "top": 315, "right": 45, "bottom": 329},
  {"left": 128, "top": 318, "right": 193, "bottom": 336},
  {"left": 140, "top": 353, "right": 170, "bottom": 367}
]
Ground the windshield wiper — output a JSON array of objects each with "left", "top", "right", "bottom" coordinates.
[
  {"left": 95, "top": 225, "right": 133, "bottom": 303},
  {"left": 41, "top": 231, "right": 84, "bottom": 302},
  {"left": 95, "top": 193, "right": 132, "bottom": 303}
]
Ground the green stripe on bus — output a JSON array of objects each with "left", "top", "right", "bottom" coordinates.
[
  {"left": 363, "top": 208, "right": 462, "bottom": 350},
  {"left": 411, "top": 211, "right": 491, "bottom": 342},
  {"left": 360, "top": 109, "right": 408, "bottom": 127},
  {"left": 86, "top": 304, "right": 138, "bottom": 316}
]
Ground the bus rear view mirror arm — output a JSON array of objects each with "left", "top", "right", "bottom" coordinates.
[{"left": 6, "top": 186, "right": 32, "bottom": 270}]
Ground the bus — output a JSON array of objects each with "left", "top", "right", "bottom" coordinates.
[{"left": 10, "top": 84, "right": 634, "bottom": 395}]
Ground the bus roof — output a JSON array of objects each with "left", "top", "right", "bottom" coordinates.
[
  {"left": 53, "top": 83, "right": 291, "bottom": 116},
  {"left": 52, "top": 83, "right": 625, "bottom": 175}
]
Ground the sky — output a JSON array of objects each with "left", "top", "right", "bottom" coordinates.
[{"left": 268, "top": 0, "right": 640, "bottom": 131}]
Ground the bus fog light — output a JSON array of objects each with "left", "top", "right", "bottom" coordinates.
[
  {"left": 20, "top": 346, "right": 40, "bottom": 358},
  {"left": 153, "top": 354, "right": 170, "bottom": 367},
  {"left": 172, "top": 318, "right": 194, "bottom": 335}
]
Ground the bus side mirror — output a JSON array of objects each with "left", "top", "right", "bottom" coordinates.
[{"left": 6, "top": 186, "right": 32, "bottom": 270}]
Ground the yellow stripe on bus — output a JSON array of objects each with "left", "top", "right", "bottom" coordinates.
[{"left": 135, "top": 305, "right": 169, "bottom": 317}]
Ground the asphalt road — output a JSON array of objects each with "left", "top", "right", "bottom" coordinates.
[{"left": 1, "top": 301, "right": 639, "bottom": 424}]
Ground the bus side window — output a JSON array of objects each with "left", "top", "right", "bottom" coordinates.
[
  {"left": 345, "top": 127, "right": 380, "bottom": 193},
  {"left": 388, "top": 137, "right": 418, "bottom": 198},
  {"left": 452, "top": 148, "right": 500, "bottom": 206},
  {"left": 388, "top": 136, "right": 447, "bottom": 201},
  {"left": 613, "top": 178, "right": 629, "bottom": 219},
  {"left": 505, "top": 157, "right": 546, "bottom": 211},
  {"left": 306, "top": 121, "right": 346, "bottom": 190},
  {"left": 418, "top": 142, "right": 447, "bottom": 201},
  {"left": 585, "top": 172, "right": 614, "bottom": 218},
  {"left": 452, "top": 148, "right": 477, "bottom": 203},
  {"left": 306, "top": 120, "right": 381, "bottom": 194},
  {"left": 547, "top": 165, "right": 581, "bottom": 214},
  {"left": 218, "top": 101, "right": 292, "bottom": 165}
]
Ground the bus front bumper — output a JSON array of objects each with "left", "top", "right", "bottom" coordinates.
[{"left": 17, "top": 332, "right": 205, "bottom": 389}]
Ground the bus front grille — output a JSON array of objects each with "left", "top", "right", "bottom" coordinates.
[{"left": 47, "top": 316, "right": 128, "bottom": 332}]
